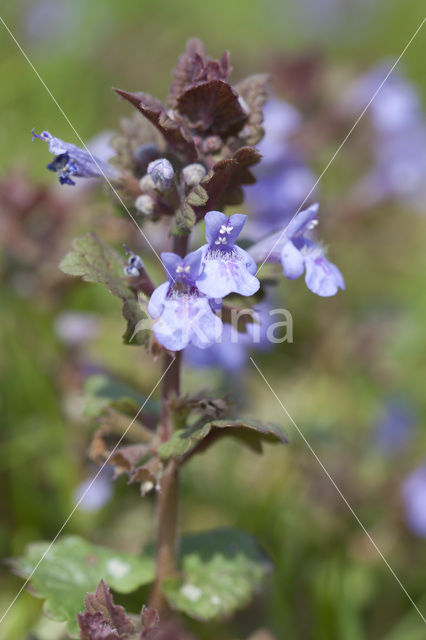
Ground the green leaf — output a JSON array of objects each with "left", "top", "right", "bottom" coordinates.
[
  {"left": 10, "top": 536, "right": 155, "bottom": 638},
  {"left": 59, "top": 233, "right": 149, "bottom": 346},
  {"left": 175, "top": 202, "right": 196, "bottom": 232},
  {"left": 83, "top": 374, "right": 159, "bottom": 419},
  {"left": 157, "top": 418, "right": 288, "bottom": 459},
  {"left": 186, "top": 185, "right": 208, "bottom": 207},
  {"left": 163, "top": 528, "right": 271, "bottom": 620}
]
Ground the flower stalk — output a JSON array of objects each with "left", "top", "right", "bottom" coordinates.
[{"left": 150, "top": 234, "right": 188, "bottom": 613}]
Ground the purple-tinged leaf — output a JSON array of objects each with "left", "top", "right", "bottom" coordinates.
[
  {"left": 168, "top": 38, "right": 232, "bottom": 107},
  {"left": 177, "top": 80, "right": 247, "bottom": 135},
  {"left": 78, "top": 579, "right": 135, "bottom": 639},
  {"left": 114, "top": 89, "right": 197, "bottom": 162},
  {"left": 196, "top": 146, "right": 262, "bottom": 216}
]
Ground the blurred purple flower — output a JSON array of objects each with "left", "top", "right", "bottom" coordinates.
[
  {"left": 401, "top": 466, "right": 426, "bottom": 537},
  {"left": 185, "top": 301, "right": 273, "bottom": 372},
  {"left": 74, "top": 467, "right": 113, "bottom": 512},
  {"left": 185, "top": 323, "right": 250, "bottom": 373},
  {"left": 290, "top": 0, "right": 374, "bottom": 37},
  {"left": 245, "top": 98, "right": 317, "bottom": 232},
  {"left": 54, "top": 312, "right": 99, "bottom": 346},
  {"left": 344, "top": 65, "right": 426, "bottom": 211},
  {"left": 374, "top": 398, "right": 415, "bottom": 454},
  {"left": 23, "top": 0, "right": 80, "bottom": 45},
  {"left": 148, "top": 250, "right": 222, "bottom": 351},
  {"left": 32, "top": 130, "right": 118, "bottom": 185},
  {"left": 196, "top": 211, "right": 260, "bottom": 298}
]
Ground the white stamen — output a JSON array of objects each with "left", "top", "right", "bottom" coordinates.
[
  {"left": 215, "top": 237, "right": 227, "bottom": 245},
  {"left": 176, "top": 265, "right": 191, "bottom": 274},
  {"left": 307, "top": 219, "right": 319, "bottom": 230}
]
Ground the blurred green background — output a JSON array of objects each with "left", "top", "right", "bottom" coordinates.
[{"left": 1, "top": 1, "right": 426, "bottom": 638}]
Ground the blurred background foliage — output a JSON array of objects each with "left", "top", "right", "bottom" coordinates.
[{"left": 1, "top": 0, "right": 426, "bottom": 638}]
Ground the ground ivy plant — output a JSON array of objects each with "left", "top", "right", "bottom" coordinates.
[{"left": 13, "top": 39, "right": 344, "bottom": 639}]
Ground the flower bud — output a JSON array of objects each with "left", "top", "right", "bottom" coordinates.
[
  {"left": 135, "top": 194, "right": 155, "bottom": 215},
  {"left": 139, "top": 174, "right": 155, "bottom": 191},
  {"left": 147, "top": 158, "right": 174, "bottom": 191},
  {"left": 182, "top": 163, "right": 207, "bottom": 187},
  {"left": 202, "top": 136, "right": 222, "bottom": 154},
  {"left": 132, "top": 143, "right": 159, "bottom": 170},
  {"left": 124, "top": 247, "right": 144, "bottom": 277}
]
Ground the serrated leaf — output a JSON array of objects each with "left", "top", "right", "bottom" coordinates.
[
  {"left": 163, "top": 528, "right": 271, "bottom": 621},
  {"left": 78, "top": 580, "right": 135, "bottom": 640},
  {"left": 114, "top": 89, "right": 198, "bottom": 162},
  {"left": 10, "top": 536, "right": 155, "bottom": 638},
  {"left": 59, "top": 233, "right": 149, "bottom": 346},
  {"left": 195, "top": 146, "right": 262, "bottom": 216},
  {"left": 157, "top": 418, "right": 287, "bottom": 460},
  {"left": 177, "top": 80, "right": 247, "bottom": 135},
  {"left": 167, "top": 38, "right": 231, "bottom": 107}
]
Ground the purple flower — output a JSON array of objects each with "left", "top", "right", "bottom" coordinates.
[
  {"left": 32, "top": 130, "right": 118, "bottom": 185},
  {"left": 343, "top": 66, "right": 426, "bottom": 211},
  {"left": 343, "top": 65, "right": 423, "bottom": 137},
  {"left": 148, "top": 250, "right": 222, "bottom": 352},
  {"left": 374, "top": 398, "right": 415, "bottom": 455},
  {"left": 185, "top": 300, "right": 273, "bottom": 373},
  {"left": 245, "top": 98, "right": 317, "bottom": 233},
  {"left": 74, "top": 467, "right": 113, "bottom": 512},
  {"left": 250, "top": 204, "right": 344, "bottom": 297},
  {"left": 257, "top": 98, "right": 302, "bottom": 164},
  {"left": 185, "top": 323, "right": 249, "bottom": 373},
  {"left": 54, "top": 312, "right": 99, "bottom": 346},
  {"left": 401, "top": 466, "right": 426, "bottom": 537},
  {"left": 196, "top": 211, "right": 260, "bottom": 299},
  {"left": 124, "top": 247, "right": 144, "bottom": 277}
]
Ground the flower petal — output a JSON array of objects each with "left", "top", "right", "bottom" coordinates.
[
  {"left": 152, "top": 296, "right": 222, "bottom": 351},
  {"left": 184, "top": 248, "right": 204, "bottom": 280},
  {"left": 285, "top": 203, "right": 319, "bottom": 239},
  {"left": 197, "top": 249, "right": 260, "bottom": 298},
  {"left": 235, "top": 245, "right": 257, "bottom": 275},
  {"left": 160, "top": 252, "right": 183, "bottom": 282},
  {"left": 148, "top": 282, "right": 170, "bottom": 319},
  {"left": 204, "top": 211, "right": 228, "bottom": 245},
  {"left": 304, "top": 255, "right": 345, "bottom": 297},
  {"left": 280, "top": 241, "right": 305, "bottom": 280}
]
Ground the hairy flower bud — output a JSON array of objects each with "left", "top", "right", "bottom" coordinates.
[
  {"left": 135, "top": 194, "right": 155, "bottom": 215},
  {"left": 132, "top": 143, "right": 159, "bottom": 170},
  {"left": 182, "top": 163, "right": 207, "bottom": 187},
  {"left": 147, "top": 158, "right": 175, "bottom": 191},
  {"left": 139, "top": 174, "right": 155, "bottom": 191}
]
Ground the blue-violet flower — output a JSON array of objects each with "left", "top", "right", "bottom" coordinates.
[
  {"left": 32, "top": 130, "right": 118, "bottom": 185},
  {"left": 249, "top": 204, "right": 344, "bottom": 297},
  {"left": 196, "top": 211, "right": 260, "bottom": 299},
  {"left": 148, "top": 250, "right": 222, "bottom": 351}
]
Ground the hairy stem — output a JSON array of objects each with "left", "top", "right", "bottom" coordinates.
[{"left": 150, "top": 234, "right": 188, "bottom": 613}]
